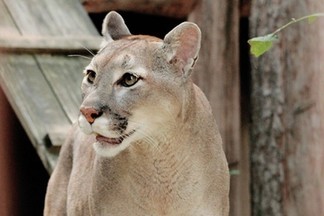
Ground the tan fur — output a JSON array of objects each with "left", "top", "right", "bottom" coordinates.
[{"left": 44, "top": 11, "right": 229, "bottom": 216}]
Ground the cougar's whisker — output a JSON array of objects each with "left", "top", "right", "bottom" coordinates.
[
  {"left": 68, "top": 54, "right": 92, "bottom": 60},
  {"left": 79, "top": 43, "right": 96, "bottom": 57}
]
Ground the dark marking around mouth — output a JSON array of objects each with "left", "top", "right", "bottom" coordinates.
[{"left": 112, "top": 113, "right": 128, "bottom": 132}]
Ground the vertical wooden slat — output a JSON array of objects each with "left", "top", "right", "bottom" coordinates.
[
  {"left": 189, "top": 0, "right": 246, "bottom": 215},
  {"left": 188, "top": 0, "right": 240, "bottom": 166}
]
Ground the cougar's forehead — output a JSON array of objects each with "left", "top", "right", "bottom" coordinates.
[
  {"left": 87, "top": 38, "right": 162, "bottom": 82},
  {"left": 96, "top": 37, "right": 161, "bottom": 64}
]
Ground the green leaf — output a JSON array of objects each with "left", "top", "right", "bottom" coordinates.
[
  {"left": 230, "top": 169, "right": 240, "bottom": 176},
  {"left": 308, "top": 15, "right": 318, "bottom": 23},
  {"left": 248, "top": 34, "right": 278, "bottom": 57}
]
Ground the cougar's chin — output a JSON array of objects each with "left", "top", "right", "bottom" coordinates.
[
  {"left": 93, "top": 130, "right": 136, "bottom": 158},
  {"left": 95, "top": 130, "right": 135, "bottom": 146}
]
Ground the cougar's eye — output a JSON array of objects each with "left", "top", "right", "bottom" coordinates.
[
  {"left": 86, "top": 70, "right": 96, "bottom": 84},
  {"left": 119, "top": 73, "right": 140, "bottom": 87}
]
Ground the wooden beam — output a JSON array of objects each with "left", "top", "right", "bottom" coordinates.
[
  {"left": 81, "top": 0, "right": 198, "bottom": 18},
  {"left": 0, "top": 36, "right": 101, "bottom": 54}
]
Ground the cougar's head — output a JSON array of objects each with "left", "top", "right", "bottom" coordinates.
[{"left": 78, "top": 11, "right": 201, "bottom": 157}]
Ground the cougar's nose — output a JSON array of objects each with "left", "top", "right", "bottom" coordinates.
[{"left": 80, "top": 107, "right": 103, "bottom": 124}]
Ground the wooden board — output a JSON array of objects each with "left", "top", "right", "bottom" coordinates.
[
  {"left": 0, "top": 36, "right": 101, "bottom": 54},
  {"left": 38, "top": 55, "right": 89, "bottom": 123},
  {"left": 0, "top": 0, "right": 20, "bottom": 36},
  {"left": 0, "top": 54, "right": 72, "bottom": 171},
  {"left": 0, "top": 0, "right": 102, "bottom": 172},
  {"left": 4, "top": 0, "right": 98, "bottom": 36}
]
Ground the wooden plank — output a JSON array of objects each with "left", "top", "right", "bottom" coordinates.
[
  {"left": 37, "top": 55, "right": 88, "bottom": 123},
  {"left": 4, "top": 0, "right": 98, "bottom": 36},
  {"left": 0, "top": 0, "right": 20, "bottom": 36},
  {"left": 0, "top": 54, "right": 72, "bottom": 170},
  {"left": 51, "top": 0, "right": 99, "bottom": 35},
  {"left": 0, "top": 36, "right": 101, "bottom": 54},
  {"left": 0, "top": 0, "right": 101, "bottom": 172}
]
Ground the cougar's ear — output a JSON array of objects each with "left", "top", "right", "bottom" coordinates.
[
  {"left": 101, "top": 11, "right": 131, "bottom": 43},
  {"left": 163, "top": 22, "right": 201, "bottom": 78}
]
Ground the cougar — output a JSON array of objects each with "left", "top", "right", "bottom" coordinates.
[{"left": 44, "top": 11, "right": 229, "bottom": 216}]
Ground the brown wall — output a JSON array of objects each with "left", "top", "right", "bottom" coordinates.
[{"left": 0, "top": 87, "right": 49, "bottom": 216}]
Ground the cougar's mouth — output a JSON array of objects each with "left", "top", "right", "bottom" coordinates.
[{"left": 95, "top": 130, "right": 135, "bottom": 145}]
